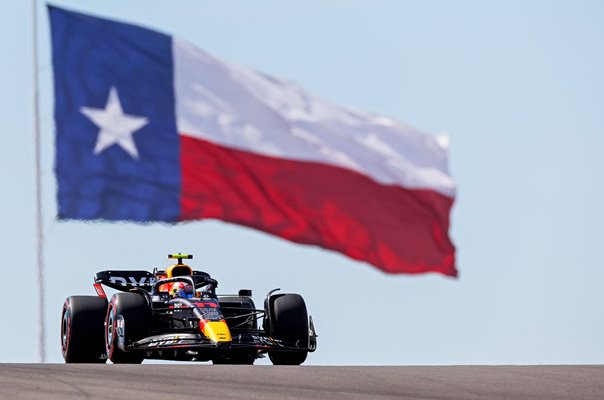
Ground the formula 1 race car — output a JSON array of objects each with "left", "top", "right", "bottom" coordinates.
[{"left": 60, "top": 254, "right": 317, "bottom": 365}]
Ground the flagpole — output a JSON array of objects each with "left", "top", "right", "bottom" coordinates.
[{"left": 32, "top": 0, "right": 46, "bottom": 363}]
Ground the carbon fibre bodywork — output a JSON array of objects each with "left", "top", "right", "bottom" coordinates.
[{"left": 90, "top": 268, "right": 317, "bottom": 363}]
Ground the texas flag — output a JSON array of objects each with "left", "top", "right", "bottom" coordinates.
[{"left": 49, "top": 6, "right": 457, "bottom": 276}]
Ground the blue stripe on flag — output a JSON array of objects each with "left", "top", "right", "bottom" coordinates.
[{"left": 49, "top": 6, "right": 181, "bottom": 222}]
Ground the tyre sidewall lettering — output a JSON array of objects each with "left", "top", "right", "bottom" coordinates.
[
  {"left": 61, "top": 300, "right": 71, "bottom": 357},
  {"left": 105, "top": 300, "right": 117, "bottom": 360}
]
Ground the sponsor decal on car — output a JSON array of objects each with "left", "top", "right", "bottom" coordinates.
[
  {"left": 147, "top": 335, "right": 184, "bottom": 347},
  {"left": 109, "top": 276, "right": 157, "bottom": 286}
]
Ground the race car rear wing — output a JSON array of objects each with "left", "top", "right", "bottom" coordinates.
[
  {"left": 94, "top": 270, "right": 157, "bottom": 292},
  {"left": 94, "top": 270, "right": 216, "bottom": 293}
]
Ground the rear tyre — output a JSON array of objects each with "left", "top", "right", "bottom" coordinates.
[
  {"left": 105, "top": 292, "right": 150, "bottom": 364},
  {"left": 61, "top": 296, "right": 108, "bottom": 363},
  {"left": 267, "top": 294, "right": 309, "bottom": 365}
]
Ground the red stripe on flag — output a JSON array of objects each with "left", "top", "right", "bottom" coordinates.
[{"left": 180, "top": 135, "right": 456, "bottom": 276}]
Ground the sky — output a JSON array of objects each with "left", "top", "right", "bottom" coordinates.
[{"left": 1, "top": 0, "right": 603, "bottom": 365}]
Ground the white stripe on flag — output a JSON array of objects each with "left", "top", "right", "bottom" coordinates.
[{"left": 173, "top": 37, "right": 455, "bottom": 197}]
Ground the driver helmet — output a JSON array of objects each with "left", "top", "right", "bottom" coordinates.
[{"left": 170, "top": 282, "right": 194, "bottom": 299}]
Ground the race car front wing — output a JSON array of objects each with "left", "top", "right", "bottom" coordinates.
[{"left": 116, "top": 316, "right": 317, "bottom": 354}]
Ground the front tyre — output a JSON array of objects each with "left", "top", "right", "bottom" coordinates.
[
  {"left": 105, "top": 293, "right": 150, "bottom": 364},
  {"left": 61, "top": 296, "right": 108, "bottom": 363},
  {"left": 268, "top": 294, "right": 309, "bottom": 365}
]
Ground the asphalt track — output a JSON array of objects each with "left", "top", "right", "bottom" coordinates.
[{"left": 1, "top": 364, "right": 603, "bottom": 399}]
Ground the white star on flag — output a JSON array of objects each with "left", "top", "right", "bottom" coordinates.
[{"left": 80, "top": 87, "right": 149, "bottom": 159}]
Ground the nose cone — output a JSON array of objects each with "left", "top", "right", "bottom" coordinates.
[{"left": 201, "top": 320, "right": 232, "bottom": 343}]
